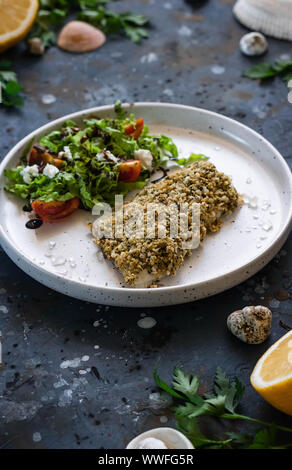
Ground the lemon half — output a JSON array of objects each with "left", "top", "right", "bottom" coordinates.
[
  {"left": 0, "top": 0, "right": 39, "bottom": 52},
  {"left": 251, "top": 330, "right": 292, "bottom": 416}
]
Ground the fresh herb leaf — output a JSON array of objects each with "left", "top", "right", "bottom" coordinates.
[
  {"left": 176, "top": 416, "right": 232, "bottom": 449},
  {"left": 153, "top": 367, "right": 185, "bottom": 400},
  {"left": 249, "top": 425, "right": 277, "bottom": 449},
  {"left": 244, "top": 57, "right": 292, "bottom": 88},
  {"left": 78, "top": 5, "right": 149, "bottom": 44},
  {"left": 244, "top": 63, "right": 277, "bottom": 79},
  {"left": 153, "top": 365, "right": 292, "bottom": 449},
  {"left": 0, "top": 62, "right": 24, "bottom": 108},
  {"left": 172, "top": 366, "right": 200, "bottom": 399},
  {"left": 213, "top": 367, "right": 245, "bottom": 414},
  {"left": 30, "top": 0, "right": 150, "bottom": 48}
]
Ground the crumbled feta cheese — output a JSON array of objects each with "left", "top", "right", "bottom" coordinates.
[
  {"left": 43, "top": 163, "right": 59, "bottom": 179},
  {"left": 134, "top": 149, "right": 153, "bottom": 171},
  {"left": 62, "top": 146, "right": 73, "bottom": 161},
  {"left": 20, "top": 165, "right": 39, "bottom": 184},
  {"left": 96, "top": 152, "right": 105, "bottom": 161},
  {"left": 96, "top": 149, "right": 119, "bottom": 163}
]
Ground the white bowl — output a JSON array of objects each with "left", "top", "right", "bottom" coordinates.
[{"left": 126, "top": 427, "right": 194, "bottom": 449}]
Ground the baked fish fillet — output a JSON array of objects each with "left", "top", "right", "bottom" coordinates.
[{"left": 92, "top": 161, "right": 240, "bottom": 288}]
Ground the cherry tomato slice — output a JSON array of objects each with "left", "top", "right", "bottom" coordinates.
[
  {"left": 31, "top": 197, "right": 79, "bottom": 222},
  {"left": 124, "top": 118, "right": 144, "bottom": 139},
  {"left": 118, "top": 160, "right": 142, "bottom": 183}
]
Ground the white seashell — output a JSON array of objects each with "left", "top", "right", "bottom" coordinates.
[
  {"left": 227, "top": 305, "right": 272, "bottom": 344},
  {"left": 58, "top": 21, "right": 106, "bottom": 53},
  {"left": 240, "top": 32, "right": 268, "bottom": 56},
  {"left": 126, "top": 427, "right": 194, "bottom": 449},
  {"left": 234, "top": 0, "right": 292, "bottom": 41}
]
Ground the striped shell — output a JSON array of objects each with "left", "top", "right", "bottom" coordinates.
[{"left": 234, "top": 0, "right": 292, "bottom": 41}]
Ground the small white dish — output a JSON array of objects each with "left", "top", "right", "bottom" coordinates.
[
  {"left": 126, "top": 427, "right": 194, "bottom": 449},
  {"left": 0, "top": 103, "right": 291, "bottom": 307}
]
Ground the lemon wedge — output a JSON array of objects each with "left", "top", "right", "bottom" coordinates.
[
  {"left": 0, "top": 0, "right": 39, "bottom": 52},
  {"left": 251, "top": 330, "right": 292, "bottom": 416}
]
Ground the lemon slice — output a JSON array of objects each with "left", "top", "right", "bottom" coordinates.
[
  {"left": 251, "top": 330, "right": 292, "bottom": 416},
  {"left": 0, "top": 0, "right": 39, "bottom": 52}
]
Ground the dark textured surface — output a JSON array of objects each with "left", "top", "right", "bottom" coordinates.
[{"left": 0, "top": 0, "right": 291, "bottom": 449}]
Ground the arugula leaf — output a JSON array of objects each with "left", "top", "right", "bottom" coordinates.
[
  {"left": 176, "top": 153, "right": 208, "bottom": 166},
  {"left": 0, "top": 62, "right": 24, "bottom": 108}
]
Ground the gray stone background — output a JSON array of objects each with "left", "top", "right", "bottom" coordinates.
[{"left": 0, "top": 0, "right": 291, "bottom": 449}]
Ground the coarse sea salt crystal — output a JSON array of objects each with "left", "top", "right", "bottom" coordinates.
[
  {"left": 262, "top": 222, "right": 273, "bottom": 232},
  {"left": 51, "top": 256, "right": 66, "bottom": 266}
]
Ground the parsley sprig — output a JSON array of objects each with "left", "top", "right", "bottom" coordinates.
[
  {"left": 0, "top": 61, "right": 24, "bottom": 108},
  {"left": 29, "top": 0, "right": 149, "bottom": 48},
  {"left": 244, "top": 58, "right": 292, "bottom": 87},
  {"left": 154, "top": 366, "right": 292, "bottom": 449}
]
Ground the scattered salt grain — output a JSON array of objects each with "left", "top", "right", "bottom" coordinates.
[
  {"left": 160, "top": 416, "right": 168, "bottom": 424},
  {"left": 211, "top": 64, "right": 225, "bottom": 75},
  {"left": 32, "top": 432, "right": 42, "bottom": 443},
  {"left": 41, "top": 94, "right": 56, "bottom": 105},
  {"left": 51, "top": 256, "right": 66, "bottom": 266},
  {"left": 178, "top": 25, "right": 192, "bottom": 37},
  {"left": 60, "top": 358, "right": 81, "bottom": 369},
  {"left": 137, "top": 317, "right": 157, "bottom": 329}
]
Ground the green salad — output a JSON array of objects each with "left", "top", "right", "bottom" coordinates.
[{"left": 5, "top": 101, "right": 207, "bottom": 223}]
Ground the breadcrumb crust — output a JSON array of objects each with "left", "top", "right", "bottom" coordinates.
[{"left": 93, "top": 161, "right": 240, "bottom": 287}]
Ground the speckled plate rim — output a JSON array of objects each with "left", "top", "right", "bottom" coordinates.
[{"left": 0, "top": 102, "right": 292, "bottom": 307}]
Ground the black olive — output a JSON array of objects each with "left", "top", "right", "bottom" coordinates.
[
  {"left": 22, "top": 203, "right": 32, "bottom": 212},
  {"left": 26, "top": 218, "right": 43, "bottom": 229}
]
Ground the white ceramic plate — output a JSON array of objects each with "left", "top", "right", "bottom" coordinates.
[{"left": 0, "top": 103, "right": 291, "bottom": 307}]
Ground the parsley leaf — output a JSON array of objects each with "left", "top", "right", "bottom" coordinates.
[
  {"left": 29, "top": 0, "right": 149, "bottom": 48},
  {"left": 249, "top": 425, "right": 277, "bottom": 449},
  {"left": 213, "top": 367, "right": 245, "bottom": 413},
  {"left": 153, "top": 367, "right": 184, "bottom": 400},
  {"left": 244, "top": 63, "right": 277, "bottom": 79},
  {"left": 153, "top": 365, "right": 292, "bottom": 449},
  {"left": 172, "top": 365, "right": 200, "bottom": 398},
  {"left": 244, "top": 58, "right": 292, "bottom": 88},
  {"left": 176, "top": 416, "right": 233, "bottom": 449},
  {"left": 0, "top": 61, "right": 24, "bottom": 108}
]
